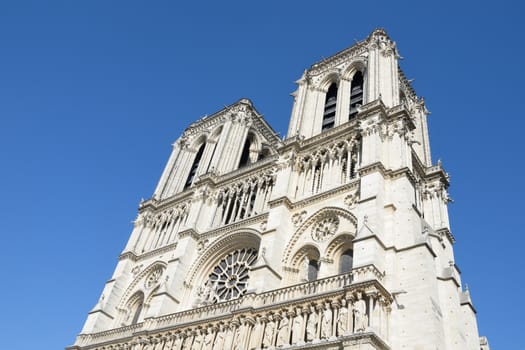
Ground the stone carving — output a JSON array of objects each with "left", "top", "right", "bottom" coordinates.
[
  {"left": 354, "top": 292, "right": 368, "bottom": 332},
  {"left": 276, "top": 312, "right": 290, "bottom": 347},
  {"left": 291, "top": 311, "right": 303, "bottom": 345},
  {"left": 344, "top": 191, "right": 359, "bottom": 209},
  {"left": 291, "top": 210, "right": 307, "bottom": 227},
  {"left": 192, "top": 330, "right": 203, "bottom": 350},
  {"left": 196, "top": 280, "right": 218, "bottom": 306},
  {"left": 337, "top": 299, "right": 349, "bottom": 336},
  {"left": 197, "top": 239, "right": 209, "bottom": 255},
  {"left": 249, "top": 316, "right": 264, "bottom": 350},
  {"left": 181, "top": 332, "right": 193, "bottom": 350},
  {"left": 312, "top": 216, "right": 339, "bottom": 242},
  {"left": 131, "top": 264, "right": 143, "bottom": 278},
  {"left": 262, "top": 315, "right": 276, "bottom": 348},
  {"left": 144, "top": 266, "right": 164, "bottom": 289},
  {"left": 203, "top": 327, "right": 215, "bottom": 350},
  {"left": 306, "top": 307, "right": 318, "bottom": 342},
  {"left": 224, "top": 325, "right": 234, "bottom": 350},
  {"left": 321, "top": 303, "right": 332, "bottom": 339},
  {"left": 213, "top": 326, "right": 225, "bottom": 350}
]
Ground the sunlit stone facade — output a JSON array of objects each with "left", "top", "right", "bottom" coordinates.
[{"left": 68, "top": 29, "right": 488, "bottom": 350}]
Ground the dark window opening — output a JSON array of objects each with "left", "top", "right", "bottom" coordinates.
[
  {"left": 184, "top": 143, "right": 206, "bottom": 189},
  {"left": 238, "top": 138, "right": 252, "bottom": 168},
  {"left": 322, "top": 83, "right": 338, "bottom": 131},
  {"left": 349, "top": 71, "right": 364, "bottom": 119},
  {"left": 131, "top": 301, "right": 143, "bottom": 325},
  {"left": 339, "top": 249, "right": 354, "bottom": 274},
  {"left": 308, "top": 259, "right": 319, "bottom": 281}
]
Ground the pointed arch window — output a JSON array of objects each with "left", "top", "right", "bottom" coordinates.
[
  {"left": 126, "top": 292, "right": 145, "bottom": 325},
  {"left": 184, "top": 143, "right": 206, "bottom": 189},
  {"left": 238, "top": 137, "right": 252, "bottom": 168},
  {"left": 322, "top": 83, "right": 338, "bottom": 131},
  {"left": 339, "top": 249, "right": 354, "bottom": 274},
  {"left": 349, "top": 71, "right": 364, "bottom": 119},
  {"left": 131, "top": 300, "right": 144, "bottom": 324}
]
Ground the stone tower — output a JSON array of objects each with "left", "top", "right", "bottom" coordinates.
[{"left": 68, "top": 29, "right": 489, "bottom": 350}]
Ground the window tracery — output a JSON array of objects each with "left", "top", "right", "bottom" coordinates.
[
  {"left": 294, "top": 138, "right": 360, "bottom": 198},
  {"left": 211, "top": 171, "right": 275, "bottom": 227},
  {"left": 200, "top": 248, "right": 258, "bottom": 303}
]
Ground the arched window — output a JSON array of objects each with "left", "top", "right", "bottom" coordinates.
[
  {"left": 238, "top": 137, "right": 252, "bottom": 168},
  {"left": 184, "top": 143, "right": 206, "bottom": 189},
  {"left": 349, "top": 71, "right": 363, "bottom": 119},
  {"left": 308, "top": 259, "right": 319, "bottom": 281},
  {"left": 339, "top": 249, "right": 354, "bottom": 274},
  {"left": 322, "top": 83, "right": 338, "bottom": 131},
  {"left": 126, "top": 292, "right": 145, "bottom": 325},
  {"left": 131, "top": 300, "right": 143, "bottom": 324}
]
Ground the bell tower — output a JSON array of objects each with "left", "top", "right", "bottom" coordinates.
[{"left": 69, "top": 29, "right": 488, "bottom": 350}]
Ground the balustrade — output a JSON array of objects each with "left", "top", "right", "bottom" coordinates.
[{"left": 74, "top": 269, "right": 390, "bottom": 349}]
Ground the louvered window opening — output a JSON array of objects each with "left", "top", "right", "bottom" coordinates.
[
  {"left": 322, "top": 83, "right": 338, "bottom": 130},
  {"left": 349, "top": 72, "right": 364, "bottom": 119}
]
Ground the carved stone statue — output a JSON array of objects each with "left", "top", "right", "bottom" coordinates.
[
  {"left": 233, "top": 323, "right": 244, "bottom": 350},
  {"left": 321, "top": 303, "right": 332, "bottom": 339},
  {"left": 302, "top": 256, "right": 310, "bottom": 281},
  {"left": 337, "top": 299, "right": 349, "bottom": 336},
  {"left": 291, "top": 312, "right": 303, "bottom": 344},
  {"left": 354, "top": 292, "right": 368, "bottom": 332},
  {"left": 224, "top": 326, "right": 235, "bottom": 350},
  {"left": 192, "top": 330, "right": 203, "bottom": 350},
  {"left": 197, "top": 280, "right": 217, "bottom": 306},
  {"left": 306, "top": 307, "right": 318, "bottom": 342},
  {"left": 213, "top": 326, "right": 225, "bottom": 350},
  {"left": 249, "top": 316, "right": 264, "bottom": 350},
  {"left": 181, "top": 332, "right": 193, "bottom": 350},
  {"left": 276, "top": 313, "right": 289, "bottom": 347},
  {"left": 262, "top": 315, "right": 276, "bottom": 348},
  {"left": 203, "top": 327, "right": 215, "bottom": 350}
]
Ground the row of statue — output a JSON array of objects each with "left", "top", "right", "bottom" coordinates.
[{"left": 117, "top": 293, "right": 370, "bottom": 350}]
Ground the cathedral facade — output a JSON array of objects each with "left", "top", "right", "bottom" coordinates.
[{"left": 68, "top": 29, "right": 489, "bottom": 350}]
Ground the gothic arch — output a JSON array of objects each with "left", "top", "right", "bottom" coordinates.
[
  {"left": 282, "top": 207, "right": 357, "bottom": 266},
  {"left": 318, "top": 71, "right": 341, "bottom": 91},
  {"left": 325, "top": 232, "right": 355, "bottom": 259},
  {"left": 184, "top": 228, "right": 262, "bottom": 288},
  {"left": 341, "top": 58, "right": 367, "bottom": 81},
  {"left": 123, "top": 291, "right": 145, "bottom": 325},
  {"left": 118, "top": 261, "right": 167, "bottom": 310},
  {"left": 188, "top": 133, "right": 208, "bottom": 151},
  {"left": 290, "top": 243, "right": 321, "bottom": 268}
]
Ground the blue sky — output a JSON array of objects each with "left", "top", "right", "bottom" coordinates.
[{"left": 0, "top": 1, "right": 523, "bottom": 349}]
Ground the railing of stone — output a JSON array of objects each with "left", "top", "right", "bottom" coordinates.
[{"left": 73, "top": 268, "right": 389, "bottom": 349}]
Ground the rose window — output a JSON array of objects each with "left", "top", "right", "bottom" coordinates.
[
  {"left": 312, "top": 216, "right": 339, "bottom": 242},
  {"left": 206, "top": 248, "right": 258, "bottom": 302}
]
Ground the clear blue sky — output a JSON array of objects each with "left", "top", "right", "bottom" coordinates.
[{"left": 0, "top": 1, "right": 522, "bottom": 349}]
